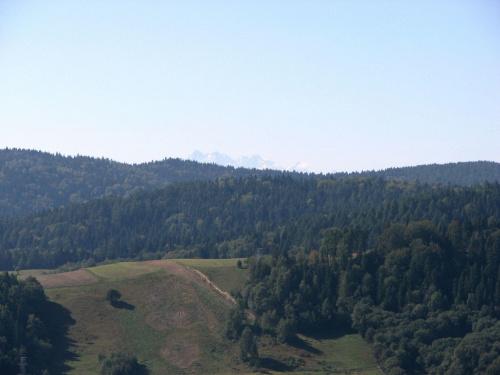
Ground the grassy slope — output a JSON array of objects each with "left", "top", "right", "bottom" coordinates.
[
  {"left": 46, "top": 263, "right": 236, "bottom": 374},
  {"left": 43, "top": 260, "right": 381, "bottom": 375},
  {"left": 173, "top": 258, "right": 249, "bottom": 294}
]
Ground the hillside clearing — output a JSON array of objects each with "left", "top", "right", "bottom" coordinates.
[
  {"left": 46, "top": 265, "right": 234, "bottom": 374},
  {"left": 39, "top": 259, "right": 381, "bottom": 374}
]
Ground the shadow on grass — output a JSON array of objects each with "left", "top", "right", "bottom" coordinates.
[
  {"left": 111, "top": 300, "right": 135, "bottom": 310},
  {"left": 136, "top": 363, "right": 151, "bottom": 374},
  {"left": 256, "top": 327, "right": 358, "bottom": 374},
  {"left": 39, "top": 300, "right": 79, "bottom": 374},
  {"left": 99, "top": 353, "right": 151, "bottom": 375},
  {"left": 288, "top": 335, "right": 323, "bottom": 355},
  {"left": 289, "top": 326, "right": 357, "bottom": 355},
  {"left": 258, "top": 357, "right": 294, "bottom": 372},
  {"left": 308, "top": 326, "right": 357, "bottom": 340}
]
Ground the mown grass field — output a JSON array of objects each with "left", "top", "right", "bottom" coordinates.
[{"left": 40, "top": 259, "right": 381, "bottom": 375}]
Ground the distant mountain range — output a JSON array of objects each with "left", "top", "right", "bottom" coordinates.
[{"left": 188, "top": 150, "right": 310, "bottom": 172}]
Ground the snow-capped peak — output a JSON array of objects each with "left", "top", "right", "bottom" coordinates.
[{"left": 187, "top": 151, "right": 309, "bottom": 172}]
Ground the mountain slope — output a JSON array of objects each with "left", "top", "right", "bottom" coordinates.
[{"left": 2, "top": 175, "right": 500, "bottom": 271}]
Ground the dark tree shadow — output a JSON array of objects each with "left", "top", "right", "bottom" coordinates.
[
  {"left": 39, "top": 300, "right": 79, "bottom": 375},
  {"left": 35, "top": 298, "right": 147, "bottom": 374},
  {"left": 256, "top": 327, "right": 356, "bottom": 374},
  {"left": 307, "top": 325, "right": 356, "bottom": 340},
  {"left": 258, "top": 357, "right": 294, "bottom": 372},
  {"left": 98, "top": 353, "right": 151, "bottom": 375},
  {"left": 288, "top": 326, "right": 356, "bottom": 356},
  {"left": 111, "top": 300, "right": 135, "bottom": 310},
  {"left": 136, "top": 363, "right": 151, "bottom": 374},
  {"left": 287, "top": 335, "right": 323, "bottom": 355}
]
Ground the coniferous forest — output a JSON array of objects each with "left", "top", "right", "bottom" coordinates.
[
  {"left": 1, "top": 175, "right": 499, "bottom": 271},
  {"left": 1, "top": 149, "right": 498, "bottom": 217},
  {"left": 0, "top": 148, "right": 291, "bottom": 217},
  {"left": 1, "top": 149, "right": 500, "bottom": 374}
]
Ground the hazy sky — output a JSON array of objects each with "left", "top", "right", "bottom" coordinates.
[{"left": 1, "top": 1, "right": 499, "bottom": 173}]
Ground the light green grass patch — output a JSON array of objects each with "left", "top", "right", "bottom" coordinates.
[
  {"left": 299, "top": 333, "right": 382, "bottom": 375},
  {"left": 172, "top": 258, "right": 245, "bottom": 268},
  {"left": 10, "top": 268, "right": 52, "bottom": 277},
  {"left": 87, "top": 261, "right": 161, "bottom": 280},
  {"left": 20, "top": 268, "right": 52, "bottom": 276},
  {"left": 173, "top": 258, "right": 249, "bottom": 294},
  {"left": 196, "top": 266, "right": 249, "bottom": 294}
]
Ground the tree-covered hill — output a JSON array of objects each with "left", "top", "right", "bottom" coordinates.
[
  {"left": 1, "top": 175, "right": 499, "bottom": 271},
  {"left": 0, "top": 148, "right": 291, "bottom": 217},
  {"left": 348, "top": 161, "right": 500, "bottom": 186},
  {"left": 1, "top": 149, "right": 499, "bottom": 218}
]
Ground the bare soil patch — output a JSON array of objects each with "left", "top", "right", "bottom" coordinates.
[{"left": 33, "top": 269, "right": 97, "bottom": 288}]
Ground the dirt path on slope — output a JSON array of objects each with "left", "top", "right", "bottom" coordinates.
[
  {"left": 31, "top": 259, "right": 238, "bottom": 308},
  {"left": 139, "top": 260, "right": 236, "bottom": 307}
]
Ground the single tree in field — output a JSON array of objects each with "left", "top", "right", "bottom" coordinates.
[
  {"left": 98, "top": 352, "right": 141, "bottom": 375},
  {"left": 239, "top": 326, "right": 259, "bottom": 365},
  {"left": 225, "top": 305, "right": 245, "bottom": 339},
  {"left": 106, "top": 289, "right": 122, "bottom": 304}
]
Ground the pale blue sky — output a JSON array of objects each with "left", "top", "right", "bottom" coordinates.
[{"left": 1, "top": 1, "right": 499, "bottom": 173}]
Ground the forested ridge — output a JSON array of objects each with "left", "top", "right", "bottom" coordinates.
[
  {"left": 0, "top": 148, "right": 290, "bottom": 217},
  {"left": 1, "top": 175, "right": 499, "bottom": 272},
  {"left": 1, "top": 148, "right": 499, "bottom": 218},
  {"left": 348, "top": 161, "right": 500, "bottom": 187}
]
